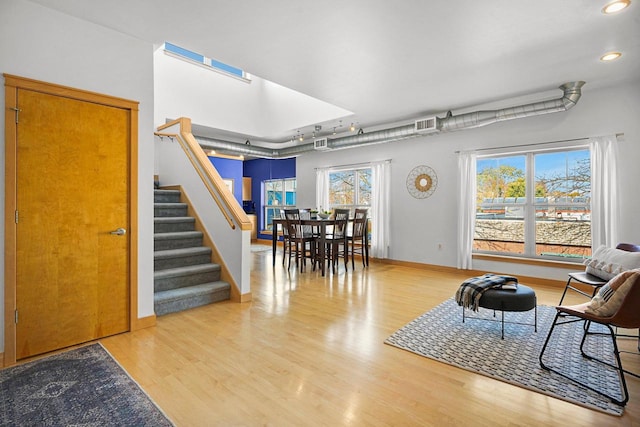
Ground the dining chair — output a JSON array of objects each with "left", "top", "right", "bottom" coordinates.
[
  {"left": 323, "top": 209, "right": 350, "bottom": 274},
  {"left": 347, "top": 208, "right": 369, "bottom": 269},
  {"left": 280, "top": 209, "right": 291, "bottom": 266},
  {"left": 283, "top": 209, "right": 316, "bottom": 272}
]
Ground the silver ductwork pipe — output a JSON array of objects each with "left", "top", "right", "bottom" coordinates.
[
  {"left": 437, "top": 81, "right": 585, "bottom": 132},
  {"left": 195, "top": 81, "right": 585, "bottom": 158},
  {"left": 197, "top": 137, "right": 280, "bottom": 158},
  {"left": 328, "top": 124, "right": 416, "bottom": 150}
]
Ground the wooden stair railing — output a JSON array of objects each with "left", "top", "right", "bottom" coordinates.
[{"left": 155, "top": 117, "right": 251, "bottom": 232}]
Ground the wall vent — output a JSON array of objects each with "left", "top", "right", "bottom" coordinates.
[
  {"left": 314, "top": 138, "right": 329, "bottom": 150},
  {"left": 414, "top": 117, "right": 438, "bottom": 133}
]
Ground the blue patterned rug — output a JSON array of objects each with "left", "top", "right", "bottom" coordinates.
[
  {"left": 385, "top": 298, "right": 624, "bottom": 416},
  {"left": 0, "top": 343, "right": 173, "bottom": 426}
]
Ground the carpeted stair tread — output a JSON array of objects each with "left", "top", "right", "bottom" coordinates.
[
  {"left": 154, "top": 216, "right": 196, "bottom": 233},
  {"left": 154, "top": 231, "right": 202, "bottom": 240},
  {"left": 154, "top": 246, "right": 211, "bottom": 260},
  {"left": 154, "top": 202, "right": 187, "bottom": 208},
  {"left": 154, "top": 263, "right": 221, "bottom": 280},
  {"left": 153, "top": 231, "right": 203, "bottom": 250},
  {"left": 154, "top": 281, "right": 230, "bottom": 316},
  {"left": 154, "top": 216, "right": 195, "bottom": 224},
  {"left": 153, "top": 189, "right": 182, "bottom": 203},
  {"left": 154, "top": 202, "right": 188, "bottom": 218},
  {"left": 154, "top": 247, "right": 212, "bottom": 270},
  {"left": 154, "top": 281, "right": 229, "bottom": 303}
]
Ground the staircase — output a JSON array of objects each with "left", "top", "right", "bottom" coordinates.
[{"left": 154, "top": 189, "right": 230, "bottom": 316}]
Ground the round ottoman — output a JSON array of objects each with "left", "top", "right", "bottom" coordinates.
[
  {"left": 465, "top": 285, "right": 537, "bottom": 339},
  {"left": 479, "top": 285, "right": 537, "bottom": 313}
]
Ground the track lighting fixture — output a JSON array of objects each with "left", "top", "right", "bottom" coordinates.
[
  {"left": 349, "top": 123, "right": 356, "bottom": 132},
  {"left": 357, "top": 128, "right": 364, "bottom": 135}
]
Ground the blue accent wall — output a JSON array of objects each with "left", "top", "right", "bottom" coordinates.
[
  {"left": 208, "top": 156, "right": 243, "bottom": 203},
  {"left": 243, "top": 157, "right": 296, "bottom": 240}
]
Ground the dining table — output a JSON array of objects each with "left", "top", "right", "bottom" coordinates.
[{"left": 271, "top": 217, "right": 368, "bottom": 276}]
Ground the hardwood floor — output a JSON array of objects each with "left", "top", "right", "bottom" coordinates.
[{"left": 101, "top": 247, "right": 639, "bottom": 426}]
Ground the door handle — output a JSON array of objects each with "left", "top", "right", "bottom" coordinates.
[{"left": 110, "top": 228, "right": 127, "bottom": 236}]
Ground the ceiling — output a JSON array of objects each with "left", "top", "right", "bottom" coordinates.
[{"left": 30, "top": 0, "right": 640, "bottom": 144}]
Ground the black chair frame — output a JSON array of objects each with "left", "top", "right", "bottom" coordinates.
[
  {"left": 539, "top": 314, "right": 638, "bottom": 406},
  {"left": 559, "top": 243, "right": 640, "bottom": 305}
]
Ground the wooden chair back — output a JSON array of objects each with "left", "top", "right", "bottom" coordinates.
[
  {"left": 283, "top": 209, "right": 303, "bottom": 239},
  {"left": 332, "top": 209, "right": 350, "bottom": 238},
  {"left": 280, "top": 209, "right": 289, "bottom": 237},
  {"left": 299, "top": 209, "right": 314, "bottom": 237},
  {"left": 352, "top": 208, "right": 368, "bottom": 239}
]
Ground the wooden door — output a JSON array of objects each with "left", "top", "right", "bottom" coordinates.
[{"left": 13, "top": 87, "right": 130, "bottom": 359}]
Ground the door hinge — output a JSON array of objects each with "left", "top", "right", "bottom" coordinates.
[
  {"left": 10, "top": 107, "right": 21, "bottom": 124},
  {"left": 15, "top": 210, "right": 19, "bottom": 224},
  {"left": 15, "top": 309, "right": 18, "bottom": 324}
]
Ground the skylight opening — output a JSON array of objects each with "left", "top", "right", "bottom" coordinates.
[{"left": 164, "top": 42, "right": 250, "bottom": 82}]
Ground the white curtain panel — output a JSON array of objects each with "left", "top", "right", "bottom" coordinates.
[
  {"left": 590, "top": 135, "right": 619, "bottom": 249},
  {"left": 371, "top": 160, "right": 391, "bottom": 259},
  {"left": 457, "top": 151, "right": 477, "bottom": 269},
  {"left": 315, "top": 168, "right": 330, "bottom": 212}
]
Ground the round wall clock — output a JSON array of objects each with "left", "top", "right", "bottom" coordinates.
[{"left": 406, "top": 165, "right": 438, "bottom": 199}]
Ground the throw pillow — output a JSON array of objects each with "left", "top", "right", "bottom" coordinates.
[
  {"left": 584, "top": 245, "right": 640, "bottom": 280},
  {"left": 584, "top": 269, "right": 640, "bottom": 317}
]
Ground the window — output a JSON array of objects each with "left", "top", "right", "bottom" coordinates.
[
  {"left": 317, "top": 160, "right": 390, "bottom": 259},
  {"left": 474, "top": 148, "right": 591, "bottom": 259},
  {"left": 263, "top": 178, "right": 296, "bottom": 230},
  {"left": 328, "top": 168, "right": 371, "bottom": 214},
  {"left": 164, "top": 42, "right": 250, "bottom": 81}
]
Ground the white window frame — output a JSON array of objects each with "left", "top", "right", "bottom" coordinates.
[
  {"left": 474, "top": 145, "right": 591, "bottom": 260},
  {"left": 327, "top": 167, "right": 372, "bottom": 215},
  {"left": 263, "top": 178, "right": 296, "bottom": 231}
]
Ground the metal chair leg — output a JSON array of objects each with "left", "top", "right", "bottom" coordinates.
[{"left": 540, "top": 313, "right": 630, "bottom": 406}]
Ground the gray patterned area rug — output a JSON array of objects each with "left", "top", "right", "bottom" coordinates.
[
  {"left": 251, "top": 244, "right": 272, "bottom": 253},
  {"left": 0, "top": 343, "right": 173, "bottom": 426},
  {"left": 385, "top": 298, "right": 624, "bottom": 416}
]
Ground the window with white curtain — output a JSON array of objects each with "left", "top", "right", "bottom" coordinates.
[
  {"left": 474, "top": 147, "right": 592, "bottom": 259},
  {"left": 317, "top": 160, "right": 390, "bottom": 259},
  {"left": 327, "top": 168, "right": 371, "bottom": 214}
]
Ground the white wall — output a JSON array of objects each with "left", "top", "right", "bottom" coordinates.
[
  {"left": 296, "top": 81, "right": 640, "bottom": 281},
  {"left": 154, "top": 49, "right": 352, "bottom": 139},
  {"left": 0, "top": 0, "right": 156, "bottom": 352}
]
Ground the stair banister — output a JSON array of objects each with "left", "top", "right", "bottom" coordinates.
[
  {"left": 155, "top": 117, "right": 252, "bottom": 300},
  {"left": 155, "top": 118, "right": 251, "bottom": 231}
]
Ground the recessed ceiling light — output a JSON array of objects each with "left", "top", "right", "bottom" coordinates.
[
  {"left": 600, "top": 51, "right": 622, "bottom": 61},
  {"left": 602, "top": 0, "right": 631, "bottom": 14}
]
